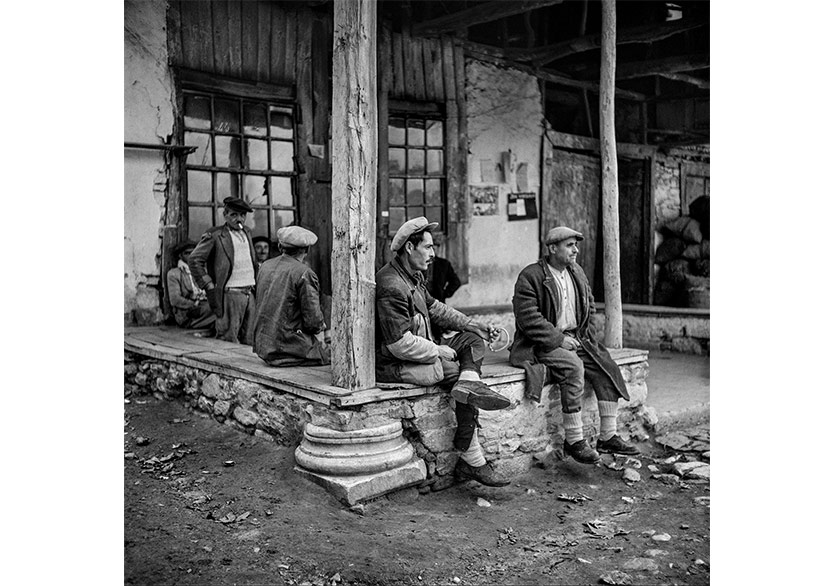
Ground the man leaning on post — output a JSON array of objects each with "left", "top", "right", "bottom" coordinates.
[
  {"left": 375, "top": 216, "right": 512, "bottom": 487},
  {"left": 188, "top": 197, "right": 258, "bottom": 345},
  {"left": 510, "top": 226, "right": 640, "bottom": 465}
]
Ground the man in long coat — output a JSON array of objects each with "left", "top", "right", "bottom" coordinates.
[
  {"left": 252, "top": 226, "right": 330, "bottom": 366},
  {"left": 167, "top": 241, "right": 215, "bottom": 331},
  {"left": 510, "top": 226, "right": 640, "bottom": 464},
  {"left": 376, "top": 217, "right": 511, "bottom": 487}
]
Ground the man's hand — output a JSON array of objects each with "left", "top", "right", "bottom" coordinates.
[
  {"left": 468, "top": 320, "right": 500, "bottom": 343},
  {"left": 437, "top": 345, "right": 457, "bottom": 361},
  {"left": 559, "top": 335, "right": 581, "bottom": 351}
]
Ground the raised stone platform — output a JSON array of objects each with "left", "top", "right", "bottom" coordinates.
[{"left": 125, "top": 326, "right": 652, "bottom": 504}]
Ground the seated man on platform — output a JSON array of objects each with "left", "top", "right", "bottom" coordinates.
[
  {"left": 375, "top": 217, "right": 511, "bottom": 487},
  {"left": 510, "top": 226, "right": 640, "bottom": 465},
  {"left": 252, "top": 226, "right": 330, "bottom": 366},
  {"left": 166, "top": 241, "right": 215, "bottom": 331},
  {"left": 252, "top": 236, "right": 273, "bottom": 268}
]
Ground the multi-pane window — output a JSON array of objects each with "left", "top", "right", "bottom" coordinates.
[
  {"left": 387, "top": 114, "right": 446, "bottom": 235},
  {"left": 182, "top": 90, "right": 297, "bottom": 241}
]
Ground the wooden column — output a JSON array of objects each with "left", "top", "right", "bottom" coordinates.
[
  {"left": 330, "top": 0, "right": 378, "bottom": 389},
  {"left": 599, "top": 0, "right": 623, "bottom": 348}
]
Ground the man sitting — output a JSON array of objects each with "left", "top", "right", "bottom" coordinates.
[
  {"left": 166, "top": 241, "right": 215, "bottom": 331},
  {"left": 252, "top": 226, "right": 330, "bottom": 366},
  {"left": 376, "top": 217, "right": 511, "bottom": 487}
]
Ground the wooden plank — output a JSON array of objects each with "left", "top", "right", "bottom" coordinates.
[
  {"left": 412, "top": 0, "right": 564, "bottom": 36},
  {"left": 377, "top": 25, "right": 392, "bottom": 268},
  {"left": 284, "top": 8, "right": 298, "bottom": 84},
  {"left": 194, "top": 0, "right": 215, "bottom": 72},
  {"left": 429, "top": 39, "right": 444, "bottom": 102},
  {"left": 228, "top": 0, "right": 243, "bottom": 78},
  {"left": 177, "top": 1, "right": 198, "bottom": 69},
  {"left": 422, "top": 37, "right": 437, "bottom": 101},
  {"left": 615, "top": 54, "right": 710, "bottom": 81},
  {"left": 452, "top": 37, "right": 469, "bottom": 283},
  {"left": 331, "top": 0, "right": 378, "bottom": 390},
  {"left": 168, "top": 1, "right": 184, "bottom": 69},
  {"left": 392, "top": 31, "right": 406, "bottom": 98},
  {"left": 269, "top": 1, "right": 285, "bottom": 84},
  {"left": 546, "top": 130, "right": 657, "bottom": 159},
  {"left": 256, "top": 1, "right": 272, "bottom": 82},
  {"left": 441, "top": 35, "right": 456, "bottom": 103},
  {"left": 241, "top": 0, "right": 259, "bottom": 79},
  {"left": 179, "top": 69, "right": 294, "bottom": 100},
  {"left": 211, "top": 0, "right": 231, "bottom": 76}
]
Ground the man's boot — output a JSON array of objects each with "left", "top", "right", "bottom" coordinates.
[
  {"left": 563, "top": 439, "right": 601, "bottom": 465},
  {"left": 454, "top": 459, "right": 510, "bottom": 487},
  {"left": 596, "top": 434, "right": 640, "bottom": 456},
  {"left": 451, "top": 380, "right": 510, "bottom": 411}
]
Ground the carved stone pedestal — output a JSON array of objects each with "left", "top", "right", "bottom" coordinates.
[{"left": 294, "top": 421, "right": 427, "bottom": 505}]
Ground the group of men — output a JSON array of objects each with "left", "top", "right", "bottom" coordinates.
[{"left": 168, "top": 197, "right": 638, "bottom": 487}]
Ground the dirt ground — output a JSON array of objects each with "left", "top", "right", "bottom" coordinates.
[{"left": 124, "top": 397, "right": 709, "bottom": 586}]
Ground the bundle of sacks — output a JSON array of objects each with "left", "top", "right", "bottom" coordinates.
[{"left": 653, "top": 195, "right": 710, "bottom": 308}]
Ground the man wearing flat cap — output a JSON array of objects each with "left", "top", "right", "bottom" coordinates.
[
  {"left": 376, "top": 217, "right": 512, "bottom": 487},
  {"left": 252, "top": 226, "right": 330, "bottom": 366},
  {"left": 188, "top": 197, "right": 258, "bottom": 344},
  {"left": 510, "top": 226, "right": 639, "bottom": 465},
  {"left": 252, "top": 236, "right": 273, "bottom": 268},
  {"left": 166, "top": 241, "right": 215, "bottom": 331}
]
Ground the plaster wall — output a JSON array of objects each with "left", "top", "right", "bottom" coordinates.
[
  {"left": 450, "top": 60, "right": 542, "bottom": 308},
  {"left": 124, "top": 0, "right": 176, "bottom": 324}
]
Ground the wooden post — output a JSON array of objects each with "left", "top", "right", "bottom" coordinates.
[
  {"left": 599, "top": 0, "right": 623, "bottom": 348},
  {"left": 331, "top": 0, "right": 377, "bottom": 389}
]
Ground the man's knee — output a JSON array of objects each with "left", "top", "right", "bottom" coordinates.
[{"left": 539, "top": 348, "right": 584, "bottom": 380}]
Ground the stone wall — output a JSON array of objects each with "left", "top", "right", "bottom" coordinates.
[{"left": 125, "top": 350, "right": 653, "bottom": 493}]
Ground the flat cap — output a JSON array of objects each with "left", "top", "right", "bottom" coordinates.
[
  {"left": 173, "top": 241, "right": 197, "bottom": 256},
  {"left": 277, "top": 226, "right": 318, "bottom": 248},
  {"left": 251, "top": 236, "right": 271, "bottom": 246},
  {"left": 222, "top": 197, "right": 254, "bottom": 213},
  {"left": 545, "top": 226, "right": 584, "bottom": 245},
  {"left": 390, "top": 216, "right": 439, "bottom": 251}
]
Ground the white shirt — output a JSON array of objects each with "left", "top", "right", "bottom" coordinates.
[{"left": 547, "top": 263, "right": 578, "bottom": 332}]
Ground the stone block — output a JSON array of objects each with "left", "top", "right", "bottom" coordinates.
[
  {"left": 491, "top": 453, "right": 532, "bottom": 480},
  {"left": 202, "top": 374, "right": 231, "bottom": 400},
  {"left": 294, "top": 459, "right": 427, "bottom": 505},
  {"left": 232, "top": 380, "right": 261, "bottom": 410},
  {"left": 411, "top": 395, "right": 449, "bottom": 419},
  {"left": 214, "top": 400, "right": 232, "bottom": 417},
  {"left": 434, "top": 451, "right": 459, "bottom": 476},
  {"left": 134, "top": 372, "right": 148, "bottom": 387},
  {"left": 233, "top": 407, "right": 259, "bottom": 427},
  {"left": 196, "top": 396, "right": 213, "bottom": 414},
  {"left": 418, "top": 428, "right": 456, "bottom": 453}
]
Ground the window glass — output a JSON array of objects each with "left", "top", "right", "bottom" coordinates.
[
  {"left": 251, "top": 209, "right": 269, "bottom": 237},
  {"left": 407, "top": 149, "right": 425, "bottom": 174},
  {"left": 188, "top": 207, "right": 213, "bottom": 240},
  {"left": 243, "top": 103, "right": 267, "bottom": 136},
  {"left": 214, "top": 99, "right": 239, "bottom": 133},
  {"left": 245, "top": 139, "right": 269, "bottom": 170},
  {"left": 389, "top": 148, "right": 405, "bottom": 174},
  {"left": 426, "top": 149, "right": 443, "bottom": 175},
  {"left": 243, "top": 175, "right": 269, "bottom": 206},
  {"left": 185, "top": 132, "right": 212, "bottom": 166},
  {"left": 426, "top": 119, "right": 443, "bottom": 147},
  {"left": 388, "top": 207, "right": 405, "bottom": 234},
  {"left": 425, "top": 179, "right": 442, "bottom": 205},
  {"left": 270, "top": 176, "right": 293, "bottom": 207},
  {"left": 215, "top": 136, "right": 241, "bottom": 168},
  {"left": 186, "top": 170, "right": 212, "bottom": 202},
  {"left": 388, "top": 117, "right": 406, "bottom": 145},
  {"left": 216, "top": 172, "right": 239, "bottom": 199},
  {"left": 269, "top": 107, "right": 294, "bottom": 139},
  {"left": 388, "top": 179, "right": 405, "bottom": 205},
  {"left": 270, "top": 141, "right": 295, "bottom": 172},
  {"left": 407, "top": 206, "right": 424, "bottom": 220},
  {"left": 407, "top": 118, "right": 425, "bottom": 146},
  {"left": 406, "top": 179, "right": 423, "bottom": 205},
  {"left": 273, "top": 209, "right": 295, "bottom": 229},
  {"left": 425, "top": 206, "right": 443, "bottom": 225},
  {"left": 184, "top": 95, "right": 211, "bottom": 130}
]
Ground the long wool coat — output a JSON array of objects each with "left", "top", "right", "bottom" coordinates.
[{"left": 509, "top": 258, "right": 629, "bottom": 401}]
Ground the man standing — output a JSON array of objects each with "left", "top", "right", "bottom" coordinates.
[
  {"left": 252, "top": 226, "right": 330, "bottom": 366},
  {"left": 188, "top": 197, "right": 258, "bottom": 344},
  {"left": 166, "top": 241, "right": 215, "bottom": 331},
  {"left": 376, "top": 217, "right": 511, "bottom": 487},
  {"left": 252, "top": 236, "right": 272, "bottom": 268},
  {"left": 510, "top": 226, "right": 640, "bottom": 465}
]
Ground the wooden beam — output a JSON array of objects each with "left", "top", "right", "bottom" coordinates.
[
  {"left": 616, "top": 53, "right": 709, "bottom": 80},
  {"left": 657, "top": 72, "right": 709, "bottom": 90},
  {"left": 412, "top": 0, "right": 564, "bottom": 36},
  {"left": 546, "top": 130, "right": 657, "bottom": 159},
  {"left": 330, "top": 0, "right": 377, "bottom": 390},
  {"left": 599, "top": 0, "right": 622, "bottom": 348},
  {"left": 506, "top": 17, "right": 707, "bottom": 66},
  {"left": 463, "top": 40, "right": 646, "bottom": 101}
]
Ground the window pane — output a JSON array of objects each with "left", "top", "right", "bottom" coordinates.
[
  {"left": 388, "top": 117, "right": 406, "bottom": 145},
  {"left": 216, "top": 172, "right": 239, "bottom": 199},
  {"left": 388, "top": 207, "right": 405, "bottom": 234},
  {"left": 426, "top": 119, "right": 443, "bottom": 147},
  {"left": 188, "top": 207, "right": 213, "bottom": 240},
  {"left": 270, "top": 176, "right": 293, "bottom": 207},
  {"left": 426, "top": 149, "right": 443, "bottom": 175},
  {"left": 273, "top": 208, "right": 295, "bottom": 230},
  {"left": 184, "top": 95, "right": 211, "bottom": 130},
  {"left": 426, "top": 179, "right": 442, "bottom": 205},
  {"left": 406, "top": 179, "right": 423, "bottom": 205},
  {"left": 407, "top": 206, "right": 424, "bottom": 220},
  {"left": 251, "top": 209, "right": 269, "bottom": 238},
  {"left": 185, "top": 132, "right": 212, "bottom": 166},
  {"left": 407, "top": 118, "right": 425, "bottom": 146},
  {"left": 245, "top": 138, "right": 269, "bottom": 170},
  {"left": 214, "top": 99, "right": 240, "bottom": 133},
  {"left": 269, "top": 106, "right": 294, "bottom": 139},
  {"left": 425, "top": 206, "right": 443, "bottom": 226},
  {"left": 243, "top": 103, "right": 267, "bottom": 136},
  {"left": 243, "top": 175, "right": 269, "bottom": 206},
  {"left": 388, "top": 178, "right": 405, "bottom": 205},
  {"left": 270, "top": 141, "right": 295, "bottom": 172},
  {"left": 216, "top": 136, "right": 242, "bottom": 168},
  {"left": 389, "top": 148, "right": 405, "bottom": 174},
  {"left": 408, "top": 149, "right": 425, "bottom": 174},
  {"left": 187, "top": 170, "right": 212, "bottom": 203}
]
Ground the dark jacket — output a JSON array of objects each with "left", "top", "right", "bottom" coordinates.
[
  {"left": 425, "top": 257, "right": 461, "bottom": 303},
  {"left": 253, "top": 254, "right": 328, "bottom": 365},
  {"left": 188, "top": 224, "right": 258, "bottom": 317},
  {"left": 509, "top": 258, "right": 629, "bottom": 401}
]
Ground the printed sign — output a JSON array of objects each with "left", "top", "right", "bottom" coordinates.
[
  {"left": 470, "top": 185, "right": 499, "bottom": 216},
  {"left": 507, "top": 192, "right": 537, "bottom": 221}
]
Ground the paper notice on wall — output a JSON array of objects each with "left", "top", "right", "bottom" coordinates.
[
  {"left": 507, "top": 192, "right": 537, "bottom": 221},
  {"left": 516, "top": 163, "right": 529, "bottom": 191},
  {"left": 480, "top": 159, "right": 495, "bottom": 183},
  {"left": 500, "top": 151, "right": 513, "bottom": 183},
  {"left": 470, "top": 185, "right": 499, "bottom": 216},
  {"left": 308, "top": 144, "right": 325, "bottom": 159}
]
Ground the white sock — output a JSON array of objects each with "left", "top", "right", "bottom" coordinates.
[
  {"left": 598, "top": 401, "right": 619, "bottom": 441},
  {"left": 563, "top": 411, "right": 584, "bottom": 444},
  {"left": 460, "top": 430, "right": 487, "bottom": 467},
  {"left": 458, "top": 369, "right": 480, "bottom": 382}
]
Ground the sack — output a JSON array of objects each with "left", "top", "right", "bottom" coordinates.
[
  {"left": 682, "top": 244, "right": 702, "bottom": 260},
  {"left": 661, "top": 216, "right": 703, "bottom": 244},
  {"left": 664, "top": 259, "right": 691, "bottom": 284},
  {"left": 655, "top": 237, "right": 687, "bottom": 264}
]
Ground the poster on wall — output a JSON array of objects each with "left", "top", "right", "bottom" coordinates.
[
  {"left": 470, "top": 185, "right": 499, "bottom": 216},
  {"left": 507, "top": 192, "right": 537, "bottom": 221}
]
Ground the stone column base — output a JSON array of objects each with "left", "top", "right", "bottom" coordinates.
[{"left": 294, "top": 459, "right": 427, "bottom": 505}]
